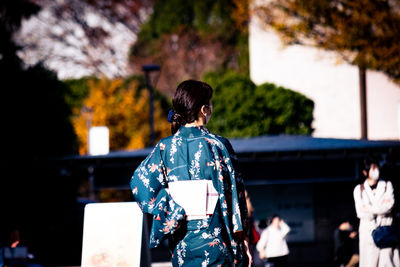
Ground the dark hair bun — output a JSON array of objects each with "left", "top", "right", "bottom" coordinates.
[
  {"left": 172, "top": 113, "right": 183, "bottom": 123},
  {"left": 171, "top": 80, "right": 213, "bottom": 134}
]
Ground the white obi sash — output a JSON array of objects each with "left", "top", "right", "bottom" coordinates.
[{"left": 168, "top": 180, "right": 219, "bottom": 220}]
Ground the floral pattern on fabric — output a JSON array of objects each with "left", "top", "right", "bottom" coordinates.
[{"left": 130, "top": 126, "right": 248, "bottom": 265}]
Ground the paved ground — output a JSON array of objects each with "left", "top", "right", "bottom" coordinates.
[{"left": 152, "top": 262, "right": 173, "bottom": 267}]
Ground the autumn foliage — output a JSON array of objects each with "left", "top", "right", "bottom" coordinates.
[{"left": 72, "top": 77, "right": 170, "bottom": 154}]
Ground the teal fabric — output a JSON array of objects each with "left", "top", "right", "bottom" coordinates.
[
  {"left": 130, "top": 126, "right": 249, "bottom": 266},
  {"left": 171, "top": 214, "right": 231, "bottom": 267}
]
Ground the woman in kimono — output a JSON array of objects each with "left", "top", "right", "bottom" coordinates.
[
  {"left": 353, "top": 159, "right": 399, "bottom": 267},
  {"left": 130, "top": 80, "right": 251, "bottom": 266}
]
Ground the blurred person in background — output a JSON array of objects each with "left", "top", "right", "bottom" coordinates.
[
  {"left": 353, "top": 158, "right": 399, "bottom": 267},
  {"left": 256, "top": 214, "right": 290, "bottom": 267},
  {"left": 257, "top": 219, "right": 268, "bottom": 233},
  {"left": 1, "top": 228, "right": 43, "bottom": 267},
  {"left": 333, "top": 219, "right": 359, "bottom": 267}
]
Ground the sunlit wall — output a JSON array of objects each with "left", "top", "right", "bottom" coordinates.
[{"left": 249, "top": 18, "right": 400, "bottom": 140}]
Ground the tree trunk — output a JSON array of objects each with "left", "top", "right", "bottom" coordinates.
[{"left": 359, "top": 66, "right": 368, "bottom": 139}]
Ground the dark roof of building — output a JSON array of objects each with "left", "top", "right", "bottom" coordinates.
[
  {"left": 63, "top": 135, "right": 400, "bottom": 160},
  {"left": 229, "top": 135, "right": 400, "bottom": 154}
]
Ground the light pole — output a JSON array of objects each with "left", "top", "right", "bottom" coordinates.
[
  {"left": 82, "top": 106, "right": 93, "bottom": 154},
  {"left": 359, "top": 66, "right": 368, "bottom": 140},
  {"left": 142, "top": 64, "right": 160, "bottom": 147}
]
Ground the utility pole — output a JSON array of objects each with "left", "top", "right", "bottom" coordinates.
[
  {"left": 82, "top": 106, "right": 93, "bottom": 153},
  {"left": 142, "top": 64, "right": 161, "bottom": 147},
  {"left": 359, "top": 66, "right": 368, "bottom": 140}
]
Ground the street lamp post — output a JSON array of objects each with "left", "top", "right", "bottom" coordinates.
[
  {"left": 82, "top": 106, "right": 93, "bottom": 154},
  {"left": 142, "top": 64, "right": 160, "bottom": 147}
]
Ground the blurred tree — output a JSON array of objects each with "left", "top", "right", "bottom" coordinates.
[
  {"left": 64, "top": 77, "right": 92, "bottom": 111},
  {"left": 14, "top": 0, "right": 152, "bottom": 79},
  {"left": 0, "top": 0, "right": 77, "bottom": 156},
  {"left": 130, "top": 0, "right": 250, "bottom": 96},
  {"left": 0, "top": 0, "right": 38, "bottom": 84},
  {"left": 0, "top": 3, "right": 78, "bottom": 261},
  {"left": 255, "top": 0, "right": 400, "bottom": 139},
  {"left": 204, "top": 71, "right": 314, "bottom": 137},
  {"left": 72, "top": 76, "right": 170, "bottom": 154}
]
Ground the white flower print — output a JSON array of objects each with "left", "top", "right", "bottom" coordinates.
[
  {"left": 233, "top": 216, "right": 239, "bottom": 231},
  {"left": 169, "top": 199, "right": 175, "bottom": 210},
  {"left": 213, "top": 227, "right": 221, "bottom": 236},
  {"left": 168, "top": 174, "right": 179, "bottom": 182},
  {"left": 170, "top": 146, "right": 177, "bottom": 164},
  {"left": 150, "top": 236, "right": 159, "bottom": 247},
  {"left": 201, "top": 232, "right": 212, "bottom": 239},
  {"left": 176, "top": 240, "right": 187, "bottom": 267},
  {"left": 207, "top": 134, "right": 224, "bottom": 149},
  {"left": 141, "top": 177, "right": 150, "bottom": 188},
  {"left": 202, "top": 250, "right": 210, "bottom": 267},
  {"left": 177, "top": 250, "right": 184, "bottom": 267},
  {"left": 148, "top": 202, "right": 155, "bottom": 211},
  {"left": 137, "top": 166, "right": 150, "bottom": 188},
  {"left": 235, "top": 203, "right": 240, "bottom": 214},
  {"left": 170, "top": 135, "right": 182, "bottom": 164},
  {"left": 157, "top": 173, "right": 165, "bottom": 185},
  {"left": 148, "top": 163, "right": 158, "bottom": 173},
  {"left": 189, "top": 142, "right": 203, "bottom": 178},
  {"left": 199, "top": 219, "right": 209, "bottom": 229},
  {"left": 222, "top": 200, "right": 227, "bottom": 209},
  {"left": 159, "top": 142, "right": 166, "bottom": 150}
]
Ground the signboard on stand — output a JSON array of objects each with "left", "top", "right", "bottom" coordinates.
[{"left": 81, "top": 202, "right": 143, "bottom": 267}]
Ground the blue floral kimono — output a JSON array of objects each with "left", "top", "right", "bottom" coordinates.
[{"left": 130, "top": 126, "right": 249, "bottom": 266}]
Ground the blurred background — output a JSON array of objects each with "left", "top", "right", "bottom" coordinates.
[{"left": 1, "top": 0, "right": 400, "bottom": 266}]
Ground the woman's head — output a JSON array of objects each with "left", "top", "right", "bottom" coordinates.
[
  {"left": 171, "top": 80, "right": 213, "bottom": 134},
  {"left": 363, "top": 158, "right": 380, "bottom": 181},
  {"left": 268, "top": 214, "right": 280, "bottom": 226}
]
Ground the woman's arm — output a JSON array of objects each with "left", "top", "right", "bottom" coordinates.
[
  {"left": 353, "top": 185, "right": 374, "bottom": 220},
  {"left": 279, "top": 220, "right": 290, "bottom": 238},
  {"left": 370, "top": 181, "right": 395, "bottom": 216},
  {"left": 218, "top": 137, "right": 252, "bottom": 266},
  {"left": 130, "top": 143, "right": 185, "bottom": 247},
  {"left": 222, "top": 138, "right": 250, "bottom": 235},
  {"left": 256, "top": 229, "right": 269, "bottom": 259}
]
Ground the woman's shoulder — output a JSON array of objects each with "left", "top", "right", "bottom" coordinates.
[
  {"left": 157, "top": 134, "right": 178, "bottom": 145},
  {"left": 380, "top": 179, "right": 392, "bottom": 185},
  {"left": 354, "top": 183, "right": 362, "bottom": 190},
  {"left": 205, "top": 131, "right": 234, "bottom": 152},
  {"left": 379, "top": 179, "right": 394, "bottom": 190},
  {"left": 353, "top": 183, "right": 362, "bottom": 195}
]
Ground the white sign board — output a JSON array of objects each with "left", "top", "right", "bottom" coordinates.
[
  {"left": 89, "top": 126, "right": 109, "bottom": 155},
  {"left": 81, "top": 202, "right": 143, "bottom": 267}
]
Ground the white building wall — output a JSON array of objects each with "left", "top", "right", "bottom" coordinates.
[{"left": 249, "top": 19, "right": 400, "bottom": 140}]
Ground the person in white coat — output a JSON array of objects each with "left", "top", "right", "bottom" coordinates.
[
  {"left": 256, "top": 214, "right": 290, "bottom": 267},
  {"left": 353, "top": 159, "right": 400, "bottom": 267}
]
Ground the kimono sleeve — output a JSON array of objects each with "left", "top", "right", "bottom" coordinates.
[
  {"left": 221, "top": 138, "right": 249, "bottom": 238},
  {"left": 130, "top": 143, "right": 185, "bottom": 248}
]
